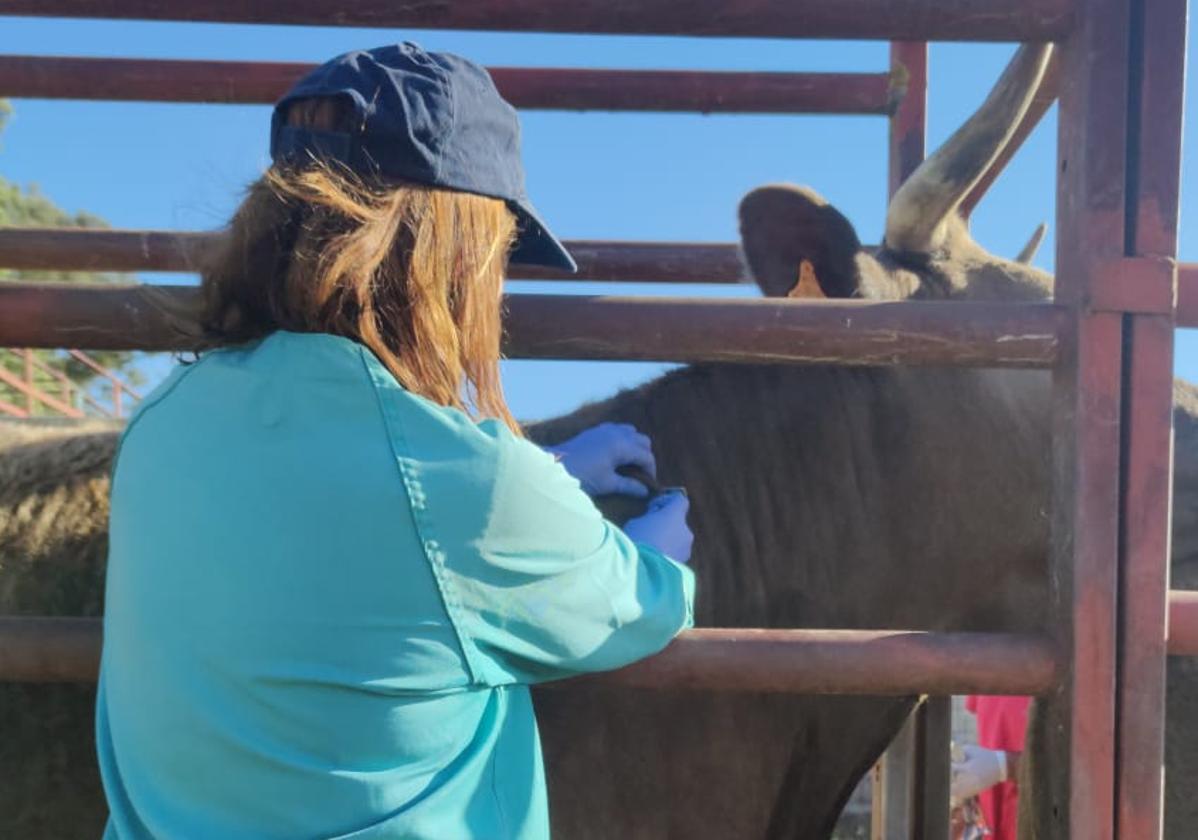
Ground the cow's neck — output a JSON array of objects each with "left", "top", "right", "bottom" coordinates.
[{"left": 533, "top": 363, "right": 1052, "bottom": 635}]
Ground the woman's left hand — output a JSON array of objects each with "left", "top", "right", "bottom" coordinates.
[{"left": 547, "top": 423, "right": 657, "bottom": 498}]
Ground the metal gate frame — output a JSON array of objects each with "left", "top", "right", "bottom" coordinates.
[{"left": 0, "top": 2, "right": 1193, "bottom": 837}]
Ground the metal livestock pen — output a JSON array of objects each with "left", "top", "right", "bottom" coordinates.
[{"left": 0, "top": 1, "right": 1194, "bottom": 838}]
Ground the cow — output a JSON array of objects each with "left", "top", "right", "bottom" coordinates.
[{"left": 1, "top": 42, "right": 1195, "bottom": 839}]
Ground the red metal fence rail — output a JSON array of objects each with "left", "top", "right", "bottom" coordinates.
[
  {"left": 0, "top": 55, "right": 896, "bottom": 115},
  {"left": 0, "top": 282, "right": 1066, "bottom": 367},
  {"left": 63, "top": 349, "right": 142, "bottom": 417},
  {"left": 0, "top": 350, "right": 82, "bottom": 417},
  {"left": 1171, "top": 591, "right": 1198, "bottom": 656},
  {"left": 6, "top": 591, "right": 1198, "bottom": 686},
  {"left": 0, "top": 617, "right": 1061, "bottom": 693},
  {"left": 8, "top": 230, "right": 1198, "bottom": 326},
  {"left": 0, "top": 0, "right": 1073, "bottom": 41},
  {"left": 0, "top": 227, "right": 749, "bottom": 283},
  {"left": 9, "top": 228, "right": 1198, "bottom": 326},
  {"left": 1180, "top": 264, "right": 1198, "bottom": 324},
  {"left": 0, "top": 347, "right": 141, "bottom": 419}
]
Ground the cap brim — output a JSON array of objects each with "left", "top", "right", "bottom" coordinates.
[{"left": 508, "top": 200, "right": 577, "bottom": 273}]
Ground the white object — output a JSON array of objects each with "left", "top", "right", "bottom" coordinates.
[{"left": 950, "top": 743, "right": 1009, "bottom": 807}]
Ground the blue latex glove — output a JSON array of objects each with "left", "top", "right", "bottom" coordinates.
[
  {"left": 547, "top": 423, "right": 657, "bottom": 498},
  {"left": 623, "top": 491, "right": 693, "bottom": 565}
]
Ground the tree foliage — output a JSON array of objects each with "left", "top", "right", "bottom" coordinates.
[{"left": 0, "top": 100, "right": 140, "bottom": 416}]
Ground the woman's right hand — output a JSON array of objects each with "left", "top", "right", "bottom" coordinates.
[{"left": 622, "top": 491, "right": 693, "bottom": 564}]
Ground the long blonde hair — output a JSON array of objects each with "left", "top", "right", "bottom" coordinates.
[{"left": 198, "top": 97, "right": 520, "bottom": 431}]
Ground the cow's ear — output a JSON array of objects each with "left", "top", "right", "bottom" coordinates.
[{"left": 738, "top": 184, "right": 863, "bottom": 299}]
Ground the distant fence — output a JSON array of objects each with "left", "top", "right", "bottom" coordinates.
[{"left": 0, "top": 347, "right": 141, "bottom": 419}]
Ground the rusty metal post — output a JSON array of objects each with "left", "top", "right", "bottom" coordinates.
[
  {"left": 1044, "top": 0, "right": 1133, "bottom": 837},
  {"left": 21, "top": 348, "right": 34, "bottom": 414},
  {"left": 1118, "top": 316, "right": 1173, "bottom": 837},
  {"left": 911, "top": 696, "right": 951, "bottom": 840},
  {"left": 888, "top": 42, "right": 926, "bottom": 199},
  {"left": 877, "top": 96, "right": 924, "bottom": 833},
  {"left": 870, "top": 715, "right": 916, "bottom": 839},
  {"left": 1115, "top": 1, "right": 1187, "bottom": 837}
]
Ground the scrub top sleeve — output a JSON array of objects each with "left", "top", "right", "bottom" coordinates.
[{"left": 449, "top": 424, "right": 695, "bottom": 686}]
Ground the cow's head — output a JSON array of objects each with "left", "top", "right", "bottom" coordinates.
[{"left": 739, "top": 45, "right": 1055, "bottom": 306}]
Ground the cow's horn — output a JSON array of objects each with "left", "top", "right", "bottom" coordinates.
[
  {"left": 884, "top": 44, "right": 1053, "bottom": 255},
  {"left": 1015, "top": 222, "right": 1048, "bottom": 264}
]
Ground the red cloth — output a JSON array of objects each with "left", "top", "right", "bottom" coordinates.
[{"left": 964, "top": 695, "right": 1031, "bottom": 840}]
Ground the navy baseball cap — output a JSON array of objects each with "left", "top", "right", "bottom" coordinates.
[{"left": 270, "top": 43, "right": 576, "bottom": 272}]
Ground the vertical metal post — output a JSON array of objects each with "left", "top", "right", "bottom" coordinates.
[
  {"left": 912, "top": 696, "right": 951, "bottom": 840},
  {"left": 1118, "top": 317, "right": 1173, "bottom": 837},
  {"left": 888, "top": 41, "right": 927, "bottom": 199},
  {"left": 872, "top": 711, "right": 916, "bottom": 839},
  {"left": 878, "top": 45, "right": 928, "bottom": 835},
  {"left": 869, "top": 697, "right": 951, "bottom": 840},
  {"left": 1116, "top": 1, "right": 1186, "bottom": 838},
  {"left": 1044, "top": 1, "right": 1131, "bottom": 837},
  {"left": 22, "top": 349, "right": 35, "bottom": 414}
]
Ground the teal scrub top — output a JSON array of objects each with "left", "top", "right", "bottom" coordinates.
[{"left": 96, "top": 331, "right": 695, "bottom": 839}]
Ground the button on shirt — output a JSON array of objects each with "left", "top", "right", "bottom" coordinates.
[{"left": 96, "top": 331, "right": 695, "bottom": 839}]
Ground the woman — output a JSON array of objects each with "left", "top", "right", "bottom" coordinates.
[{"left": 96, "top": 43, "right": 694, "bottom": 839}]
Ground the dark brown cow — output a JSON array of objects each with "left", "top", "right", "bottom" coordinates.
[{"left": 2, "top": 43, "right": 1195, "bottom": 839}]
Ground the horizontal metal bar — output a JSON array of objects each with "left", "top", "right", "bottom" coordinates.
[
  {"left": 1178, "top": 263, "right": 1198, "bottom": 327},
  {"left": 1086, "top": 257, "right": 1177, "bottom": 315},
  {"left": 568, "top": 628, "right": 1059, "bottom": 694},
  {"left": 0, "top": 616, "right": 1057, "bottom": 693},
  {"left": 0, "top": 227, "right": 745, "bottom": 283},
  {"left": 0, "top": 617, "right": 99, "bottom": 682},
  {"left": 25, "top": 232, "right": 1195, "bottom": 303},
  {"left": 9, "top": 589, "right": 1196, "bottom": 686},
  {"left": 0, "top": 282, "right": 1066, "bottom": 367},
  {"left": 0, "top": 227, "right": 208, "bottom": 272},
  {"left": 0, "top": 0, "right": 1075, "bottom": 42},
  {"left": 0, "top": 55, "right": 896, "bottom": 115},
  {"left": 504, "top": 294, "right": 1063, "bottom": 367},
  {"left": 1169, "top": 590, "right": 1198, "bottom": 656}
]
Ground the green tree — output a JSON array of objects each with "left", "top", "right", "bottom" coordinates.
[{"left": 0, "top": 99, "right": 141, "bottom": 417}]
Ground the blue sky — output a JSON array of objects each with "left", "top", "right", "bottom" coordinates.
[{"left": 2, "top": 16, "right": 1196, "bottom": 422}]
